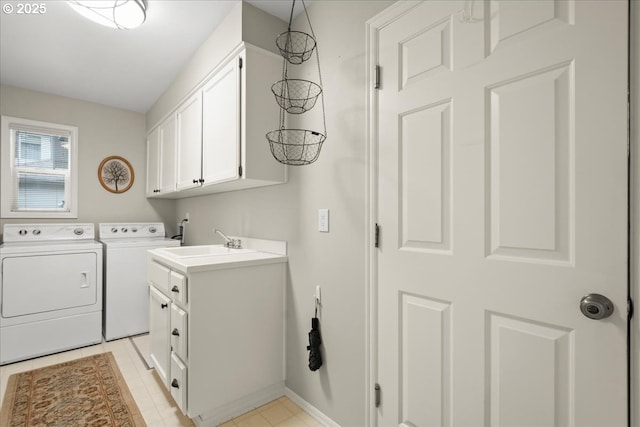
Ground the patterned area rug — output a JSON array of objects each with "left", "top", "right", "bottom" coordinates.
[{"left": 0, "top": 352, "right": 146, "bottom": 427}]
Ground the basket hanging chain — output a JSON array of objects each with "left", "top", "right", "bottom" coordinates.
[
  {"left": 286, "top": 0, "right": 326, "bottom": 137},
  {"left": 300, "top": 0, "right": 327, "bottom": 137},
  {"left": 287, "top": 0, "right": 296, "bottom": 31}
]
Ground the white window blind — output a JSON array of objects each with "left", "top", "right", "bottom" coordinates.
[{"left": 1, "top": 116, "right": 78, "bottom": 218}]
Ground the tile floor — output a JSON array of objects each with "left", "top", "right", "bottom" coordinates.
[{"left": 0, "top": 337, "right": 322, "bottom": 427}]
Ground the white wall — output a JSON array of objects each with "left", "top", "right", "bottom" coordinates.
[
  {"left": 148, "top": 1, "right": 392, "bottom": 425},
  {"left": 146, "top": 2, "right": 285, "bottom": 131},
  {"left": 0, "top": 85, "right": 175, "bottom": 234}
]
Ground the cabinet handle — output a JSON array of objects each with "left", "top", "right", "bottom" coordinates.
[
  {"left": 171, "top": 379, "right": 179, "bottom": 389},
  {"left": 161, "top": 303, "right": 168, "bottom": 309},
  {"left": 192, "top": 179, "right": 199, "bottom": 184},
  {"left": 199, "top": 178, "right": 205, "bottom": 184},
  {"left": 172, "top": 328, "right": 180, "bottom": 336},
  {"left": 171, "top": 285, "right": 179, "bottom": 293}
]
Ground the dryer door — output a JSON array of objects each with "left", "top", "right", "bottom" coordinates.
[{"left": 1, "top": 252, "right": 98, "bottom": 318}]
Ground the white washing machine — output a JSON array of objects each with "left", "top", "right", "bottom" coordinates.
[
  {"left": 0, "top": 223, "right": 103, "bottom": 365},
  {"left": 99, "top": 223, "right": 180, "bottom": 341}
]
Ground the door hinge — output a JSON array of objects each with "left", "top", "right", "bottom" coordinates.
[
  {"left": 374, "top": 223, "right": 380, "bottom": 248},
  {"left": 375, "top": 383, "right": 381, "bottom": 408},
  {"left": 239, "top": 165, "right": 243, "bottom": 177},
  {"left": 374, "top": 65, "right": 381, "bottom": 90},
  {"left": 239, "top": 57, "right": 243, "bottom": 69}
]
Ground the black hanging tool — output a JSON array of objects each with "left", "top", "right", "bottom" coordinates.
[{"left": 307, "top": 297, "right": 323, "bottom": 371}]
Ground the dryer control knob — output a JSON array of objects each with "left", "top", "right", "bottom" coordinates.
[
  {"left": 131, "top": 227, "right": 138, "bottom": 233},
  {"left": 111, "top": 227, "right": 118, "bottom": 233},
  {"left": 74, "top": 228, "right": 84, "bottom": 235},
  {"left": 33, "top": 229, "right": 41, "bottom": 235},
  {"left": 121, "top": 227, "right": 128, "bottom": 233},
  {"left": 149, "top": 227, "right": 157, "bottom": 234},
  {"left": 18, "top": 229, "right": 27, "bottom": 236}
]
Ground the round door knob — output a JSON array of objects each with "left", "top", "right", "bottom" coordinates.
[{"left": 580, "top": 293, "right": 614, "bottom": 320}]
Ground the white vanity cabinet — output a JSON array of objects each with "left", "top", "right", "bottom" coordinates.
[
  {"left": 146, "top": 43, "right": 286, "bottom": 199},
  {"left": 146, "top": 114, "right": 177, "bottom": 197},
  {"left": 147, "top": 248, "right": 286, "bottom": 426}
]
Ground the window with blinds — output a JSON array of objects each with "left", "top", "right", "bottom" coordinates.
[{"left": 1, "top": 116, "right": 78, "bottom": 218}]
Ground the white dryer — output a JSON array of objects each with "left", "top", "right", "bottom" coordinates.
[
  {"left": 99, "top": 223, "right": 180, "bottom": 341},
  {"left": 0, "top": 223, "right": 103, "bottom": 365}
]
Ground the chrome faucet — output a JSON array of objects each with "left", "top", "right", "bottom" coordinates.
[{"left": 214, "top": 228, "right": 242, "bottom": 249}]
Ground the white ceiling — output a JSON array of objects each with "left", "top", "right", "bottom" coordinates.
[{"left": 0, "top": 1, "right": 301, "bottom": 113}]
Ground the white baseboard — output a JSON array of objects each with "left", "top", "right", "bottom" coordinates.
[{"left": 285, "top": 387, "right": 340, "bottom": 427}]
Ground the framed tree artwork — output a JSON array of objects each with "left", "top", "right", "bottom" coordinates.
[{"left": 98, "top": 156, "right": 134, "bottom": 193}]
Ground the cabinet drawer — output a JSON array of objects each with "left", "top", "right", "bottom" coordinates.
[
  {"left": 170, "top": 352, "right": 188, "bottom": 414},
  {"left": 148, "top": 262, "right": 170, "bottom": 294},
  {"left": 169, "top": 271, "right": 187, "bottom": 306},
  {"left": 170, "top": 304, "right": 188, "bottom": 361}
]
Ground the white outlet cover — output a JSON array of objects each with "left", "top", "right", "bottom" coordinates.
[{"left": 318, "top": 209, "right": 329, "bottom": 232}]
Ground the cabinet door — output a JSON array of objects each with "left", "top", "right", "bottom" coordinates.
[
  {"left": 149, "top": 285, "right": 171, "bottom": 388},
  {"left": 170, "top": 304, "right": 188, "bottom": 362},
  {"left": 201, "top": 57, "right": 240, "bottom": 186},
  {"left": 146, "top": 127, "right": 160, "bottom": 196},
  {"left": 159, "top": 114, "right": 177, "bottom": 194},
  {"left": 176, "top": 91, "right": 203, "bottom": 191},
  {"left": 170, "top": 352, "right": 188, "bottom": 414}
]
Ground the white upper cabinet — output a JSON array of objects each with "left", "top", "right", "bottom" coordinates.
[
  {"left": 146, "top": 127, "right": 160, "bottom": 196},
  {"left": 146, "top": 114, "right": 177, "bottom": 197},
  {"left": 147, "top": 43, "right": 286, "bottom": 199},
  {"left": 176, "top": 92, "right": 203, "bottom": 191},
  {"left": 202, "top": 57, "right": 240, "bottom": 186}
]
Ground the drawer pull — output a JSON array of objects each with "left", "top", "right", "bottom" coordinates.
[
  {"left": 171, "top": 285, "right": 180, "bottom": 293},
  {"left": 171, "top": 379, "right": 179, "bottom": 389},
  {"left": 172, "top": 328, "right": 180, "bottom": 336},
  {"left": 161, "top": 303, "right": 168, "bottom": 309}
]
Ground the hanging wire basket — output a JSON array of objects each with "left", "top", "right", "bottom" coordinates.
[
  {"left": 271, "top": 79, "right": 322, "bottom": 114},
  {"left": 276, "top": 30, "right": 317, "bottom": 64},
  {"left": 266, "top": 129, "right": 326, "bottom": 166}
]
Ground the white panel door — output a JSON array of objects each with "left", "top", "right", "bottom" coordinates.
[
  {"left": 201, "top": 57, "right": 240, "bottom": 186},
  {"left": 375, "top": 1, "right": 628, "bottom": 426},
  {"left": 176, "top": 91, "right": 203, "bottom": 191}
]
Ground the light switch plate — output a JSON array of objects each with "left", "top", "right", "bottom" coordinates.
[{"left": 318, "top": 209, "right": 329, "bottom": 232}]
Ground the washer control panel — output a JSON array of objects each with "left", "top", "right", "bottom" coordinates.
[
  {"left": 2, "top": 224, "right": 95, "bottom": 242},
  {"left": 98, "top": 223, "right": 166, "bottom": 240}
]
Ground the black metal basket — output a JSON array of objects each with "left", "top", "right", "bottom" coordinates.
[
  {"left": 271, "top": 79, "right": 322, "bottom": 114},
  {"left": 276, "top": 31, "right": 316, "bottom": 64},
  {"left": 266, "top": 129, "right": 326, "bottom": 166}
]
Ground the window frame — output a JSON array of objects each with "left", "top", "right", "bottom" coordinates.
[{"left": 1, "top": 116, "right": 79, "bottom": 219}]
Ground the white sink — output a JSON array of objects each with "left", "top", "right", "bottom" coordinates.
[{"left": 157, "top": 245, "right": 256, "bottom": 258}]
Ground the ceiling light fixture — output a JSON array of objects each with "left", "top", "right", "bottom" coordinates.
[{"left": 67, "top": 0, "right": 146, "bottom": 30}]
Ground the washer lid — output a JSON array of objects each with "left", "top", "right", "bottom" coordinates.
[
  {"left": 0, "top": 239, "right": 102, "bottom": 254},
  {"left": 102, "top": 238, "right": 180, "bottom": 249}
]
